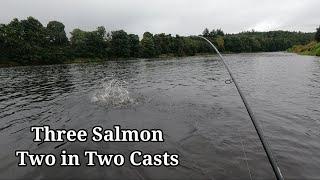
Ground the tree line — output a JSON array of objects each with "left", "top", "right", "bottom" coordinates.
[
  {"left": 0, "top": 17, "right": 316, "bottom": 65},
  {"left": 315, "top": 26, "right": 320, "bottom": 42}
]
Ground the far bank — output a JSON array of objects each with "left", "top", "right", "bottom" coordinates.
[{"left": 288, "top": 41, "right": 320, "bottom": 56}]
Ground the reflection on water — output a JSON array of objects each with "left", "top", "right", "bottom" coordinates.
[{"left": 0, "top": 52, "right": 319, "bottom": 179}]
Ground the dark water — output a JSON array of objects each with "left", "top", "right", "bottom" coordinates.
[{"left": 0, "top": 52, "right": 319, "bottom": 180}]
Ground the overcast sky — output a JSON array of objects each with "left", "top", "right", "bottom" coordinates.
[{"left": 0, "top": 0, "right": 319, "bottom": 36}]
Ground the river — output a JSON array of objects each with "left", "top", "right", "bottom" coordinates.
[{"left": 0, "top": 52, "right": 319, "bottom": 179}]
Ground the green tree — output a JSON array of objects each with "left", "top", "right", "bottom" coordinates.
[
  {"left": 0, "top": 19, "right": 26, "bottom": 61},
  {"left": 140, "top": 32, "right": 156, "bottom": 58},
  {"left": 46, "top": 21, "right": 68, "bottom": 46},
  {"left": 224, "top": 36, "right": 242, "bottom": 53},
  {"left": 88, "top": 26, "right": 108, "bottom": 58},
  {"left": 21, "top": 17, "right": 47, "bottom": 46},
  {"left": 215, "top": 36, "right": 225, "bottom": 51},
  {"left": 10, "top": 17, "right": 48, "bottom": 63},
  {"left": 216, "top": 29, "right": 225, "bottom": 36},
  {"left": 202, "top": 28, "right": 210, "bottom": 37},
  {"left": 0, "top": 24, "right": 7, "bottom": 59},
  {"left": 173, "top": 35, "right": 185, "bottom": 56},
  {"left": 209, "top": 29, "right": 217, "bottom": 38},
  {"left": 110, "top": 30, "right": 130, "bottom": 58},
  {"left": 0, "top": 16, "right": 317, "bottom": 65},
  {"left": 70, "top": 28, "right": 88, "bottom": 57},
  {"left": 70, "top": 27, "right": 108, "bottom": 58},
  {"left": 154, "top": 33, "right": 174, "bottom": 55},
  {"left": 128, "top": 34, "right": 140, "bottom": 57},
  {"left": 315, "top": 26, "right": 320, "bottom": 42}
]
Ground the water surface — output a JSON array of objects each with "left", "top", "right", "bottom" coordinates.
[{"left": 0, "top": 52, "right": 319, "bottom": 179}]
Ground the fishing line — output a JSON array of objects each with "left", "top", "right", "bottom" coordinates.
[{"left": 196, "top": 36, "right": 284, "bottom": 180}]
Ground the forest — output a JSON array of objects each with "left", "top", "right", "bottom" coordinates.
[{"left": 0, "top": 17, "right": 316, "bottom": 66}]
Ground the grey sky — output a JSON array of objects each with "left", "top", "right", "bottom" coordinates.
[{"left": 0, "top": 0, "right": 319, "bottom": 37}]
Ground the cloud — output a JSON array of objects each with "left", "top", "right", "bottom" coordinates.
[
  {"left": 248, "top": 20, "right": 282, "bottom": 32},
  {"left": 0, "top": 0, "right": 319, "bottom": 37}
]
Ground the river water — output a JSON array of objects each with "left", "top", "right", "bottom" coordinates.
[{"left": 0, "top": 52, "right": 319, "bottom": 179}]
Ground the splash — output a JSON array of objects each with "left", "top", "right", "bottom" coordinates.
[{"left": 91, "top": 79, "right": 133, "bottom": 107}]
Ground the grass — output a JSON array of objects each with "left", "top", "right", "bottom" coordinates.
[{"left": 288, "top": 41, "right": 320, "bottom": 56}]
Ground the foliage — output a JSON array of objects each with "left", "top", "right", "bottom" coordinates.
[
  {"left": 47, "top": 21, "right": 68, "bottom": 46},
  {"left": 70, "top": 27, "right": 108, "bottom": 58},
  {"left": 140, "top": 32, "right": 157, "bottom": 58},
  {"left": 128, "top": 34, "right": 140, "bottom": 57},
  {"left": 0, "top": 17, "right": 317, "bottom": 66},
  {"left": 315, "top": 26, "right": 320, "bottom": 42},
  {"left": 202, "top": 28, "right": 209, "bottom": 37},
  {"left": 0, "top": 17, "right": 69, "bottom": 64},
  {"left": 289, "top": 41, "right": 320, "bottom": 56}
]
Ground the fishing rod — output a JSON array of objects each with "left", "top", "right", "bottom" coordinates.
[{"left": 196, "top": 36, "right": 284, "bottom": 180}]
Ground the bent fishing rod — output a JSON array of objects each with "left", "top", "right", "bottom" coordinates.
[{"left": 196, "top": 36, "right": 284, "bottom": 180}]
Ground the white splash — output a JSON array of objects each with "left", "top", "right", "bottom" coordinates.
[{"left": 91, "top": 79, "right": 133, "bottom": 107}]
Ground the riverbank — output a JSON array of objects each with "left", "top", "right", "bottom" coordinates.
[
  {"left": 0, "top": 60, "right": 20, "bottom": 68},
  {"left": 0, "top": 51, "right": 311, "bottom": 68},
  {"left": 0, "top": 58, "right": 112, "bottom": 68},
  {"left": 0, "top": 53, "right": 218, "bottom": 68},
  {"left": 288, "top": 41, "right": 320, "bottom": 56}
]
